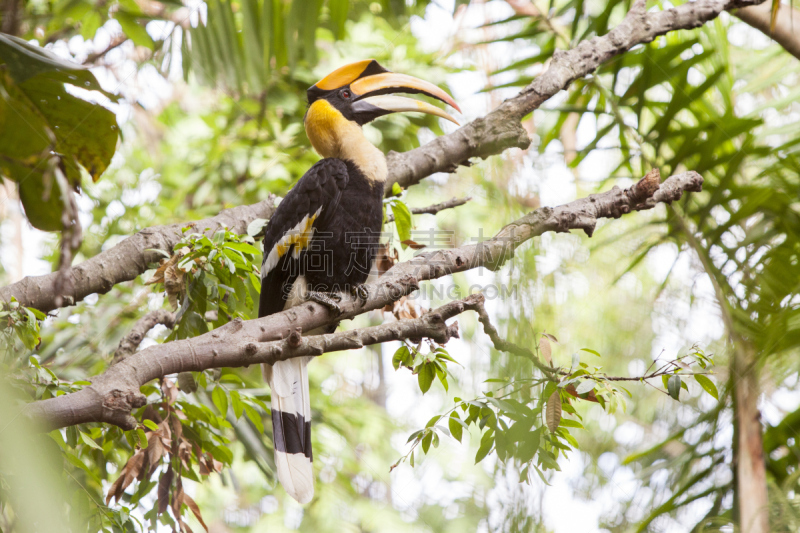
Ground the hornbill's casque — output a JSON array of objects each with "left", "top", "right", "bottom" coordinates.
[{"left": 258, "top": 59, "right": 459, "bottom": 504}]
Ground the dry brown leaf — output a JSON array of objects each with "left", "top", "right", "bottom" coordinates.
[
  {"left": 546, "top": 391, "right": 562, "bottom": 433},
  {"left": 183, "top": 493, "right": 209, "bottom": 532},
  {"left": 158, "top": 420, "right": 172, "bottom": 447},
  {"left": 162, "top": 378, "right": 179, "bottom": 404},
  {"left": 375, "top": 243, "right": 398, "bottom": 276},
  {"left": 390, "top": 296, "right": 421, "bottom": 321},
  {"left": 145, "top": 254, "right": 180, "bottom": 286},
  {"left": 164, "top": 264, "right": 185, "bottom": 309},
  {"left": 171, "top": 476, "right": 184, "bottom": 531},
  {"left": 169, "top": 415, "right": 183, "bottom": 453},
  {"left": 539, "top": 336, "right": 552, "bottom": 366},
  {"left": 178, "top": 441, "right": 192, "bottom": 470},
  {"left": 146, "top": 251, "right": 187, "bottom": 309},
  {"left": 142, "top": 404, "right": 163, "bottom": 425},
  {"left": 106, "top": 450, "right": 145, "bottom": 504},
  {"left": 541, "top": 332, "right": 559, "bottom": 344},
  {"left": 564, "top": 383, "right": 599, "bottom": 403},
  {"left": 143, "top": 432, "right": 164, "bottom": 479},
  {"left": 157, "top": 464, "right": 174, "bottom": 516},
  {"left": 401, "top": 239, "right": 426, "bottom": 250},
  {"left": 177, "top": 372, "right": 198, "bottom": 393}
]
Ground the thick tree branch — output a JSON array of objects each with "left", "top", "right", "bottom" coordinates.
[
  {"left": 734, "top": 2, "right": 800, "bottom": 60},
  {"left": 25, "top": 297, "right": 472, "bottom": 430},
  {"left": 385, "top": 0, "right": 764, "bottom": 193},
  {"left": 23, "top": 169, "right": 702, "bottom": 430},
  {"left": 0, "top": 0, "right": 752, "bottom": 316},
  {"left": 0, "top": 198, "right": 276, "bottom": 314},
  {"left": 385, "top": 197, "right": 472, "bottom": 222}
]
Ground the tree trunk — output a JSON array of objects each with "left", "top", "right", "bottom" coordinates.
[{"left": 734, "top": 343, "right": 769, "bottom": 533}]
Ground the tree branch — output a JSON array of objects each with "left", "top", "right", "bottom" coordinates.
[
  {"left": 0, "top": 197, "right": 276, "bottom": 315},
  {"left": 385, "top": 197, "right": 472, "bottom": 222},
  {"left": 0, "top": 0, "right": 753, "bottom": 316},
  {"left": 23, "top": 169, "right": 702, "bottom": 430},
  {"left": 83, "top": 34, "right": 128, "bottom": 65},
  {"left": 113, "top": 309, "right": 176, "bottom": 363},
  {"left": 734, "top": 2, "right": 800, "bottom": 60},
  {"left": 385, "top": 0, "right": 764, "bottom": 193},
  {"left": 25, "top": 296, "right": 473, "bottom": 430}
]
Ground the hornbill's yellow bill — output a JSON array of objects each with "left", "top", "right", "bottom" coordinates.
[{"left": 305, "top": 59, "right": 461, "bottom": 127}]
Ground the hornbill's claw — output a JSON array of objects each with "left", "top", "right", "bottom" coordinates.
[
  {"left": 307, "top": 291, "right": 342, "bottom": 316},
  {"left": 351, "top": 284, "right": 369, "bottom": 305}
]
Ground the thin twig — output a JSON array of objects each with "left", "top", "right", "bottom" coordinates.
[{"left": 385, "top": 197, "right": 472, "bottom": 222}]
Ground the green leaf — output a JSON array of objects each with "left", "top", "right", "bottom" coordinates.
[
  {"left": 80, "top": 431, "right": 103, "bottom": 451},
  {"left": 115, "top": 11, "right": 155, "bottom": 49},
  {"left": 475, "top": 430, "right": 494, "bottom": 463},
  {"left": 142, "top": 420, "right": 159, "bottom": 432},
  {"left": 212, "top": 385, "right": 228, "bottom": 415},
  {"left": 518, "top": 428, "right": 542, "bottom": 463},
  {"left": 243, "top": 404, "right": 264, "bottom": 433},
  {"left": 230, "top": 390, "right": 244, "bottom": 419},
  {"left": 580, "top": 348, "right": 602, "bottom": 357},
  {"left": 434, "top": 349, "right": 460, "bottom": 365},
  {"left": 247, "top": 218, "right": 268, "bottom": 237},
  {"left": 27, "top": 307, "right": 46, "bottom": 320},
  {"left": 417, "top": 363, "right": 435, "bottom": 394},
  {"left": 694, "top": 374, "right": 719, "bottom": 400},
  {"left": 392, "top": 345, "right": 412, "bottom": 370},
  {"left": 390, "top": 200, "right": 413, "bottom": 245},
  {"left": 136, "top": 428, "right": 148, "bottom": 449},
  {"left": 224, "top": 242, "right": 261, "bottom": 256},
  {"left": 559, "top": 419, "right": 584, "bottom": 429},
  {"left": 667, "top": 375, "right": 682, "bottom": 401},
  {"left": 449, "top": 412, "right": 463, "bottom": 442},
  {"left": 575, "top": 380, "right": 595, "bottom": 395},
  {"left": 421, "top": 430, "right": 432, "bottom": 454}
]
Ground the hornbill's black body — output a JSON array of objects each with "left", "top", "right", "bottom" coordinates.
[
  {"left": 257, "top": 59, "right": 459, "bottom": 504},
  {"left": 259, "top": 159, "right": 384, "bottom": 318}
]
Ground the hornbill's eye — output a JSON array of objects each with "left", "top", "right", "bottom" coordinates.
[{"left": 340, "top": 89, "right": 352, "bottom": 99}]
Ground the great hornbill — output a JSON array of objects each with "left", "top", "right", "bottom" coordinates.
[{"left": 258, "top": 59, "right": 460, "bottom": 503}]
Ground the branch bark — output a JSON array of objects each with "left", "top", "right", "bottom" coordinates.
[
  {"left": 23, "top": 169, "right": 702, "bottom": 431},
  {"left": 25, "top": 296, "right": 472, "bottom": 430},
  {"left": 113, "top": 309, "right": 176, "bottom": 363},
  {"left": 0, "top": 197, "right": 276, "bottom": 315},
  {"left": 0, "top": 0, "right": 758, "bottom": 316},
  {"left": 385, "top": 0, "right": 764, "bottom": 193},
  {"left": 385, "top": 197, "right": 472, "bottom": 222},
  {"left": 735, "top": 2, "right": 800, "bottom": 61}
]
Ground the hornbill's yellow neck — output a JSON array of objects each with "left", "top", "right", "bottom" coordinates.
[
  {"left": 304, "top": 99, "right": 387, "bottom": 183},
  {"left": 303, "top": 59, "right": 461, "bottom": 184}
]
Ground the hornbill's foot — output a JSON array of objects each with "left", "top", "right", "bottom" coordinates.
[
  {"left": 306, "top": 291, "right": 342, "bottom": 316},
  {"left": 351, "top": 284, "right": 369, "bottom": 305}
]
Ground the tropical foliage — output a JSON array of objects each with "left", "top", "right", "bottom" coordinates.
[{"left": 0, "top": 0, "right": 798, "bottom": 531}]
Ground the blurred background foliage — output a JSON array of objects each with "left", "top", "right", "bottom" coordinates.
[{"left": 1, "top": 0, "right": 799, "bottom": 531}]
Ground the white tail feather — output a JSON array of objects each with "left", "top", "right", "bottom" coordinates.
[{"left": 263, "top": 357, "right": 314, "bottom": 504}]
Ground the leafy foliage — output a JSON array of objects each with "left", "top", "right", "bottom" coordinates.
[
  {"left": 1, "top": 0, "right": 799, "bottom": 531},
  {"left": 0, "top": 34, "right": 119, "bottom": 230}
]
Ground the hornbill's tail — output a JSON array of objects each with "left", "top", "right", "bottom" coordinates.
[{"left": 262, "top": 357, "right": 314, "bottom": 504}]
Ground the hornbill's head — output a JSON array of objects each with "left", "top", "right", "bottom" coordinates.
[{"left": 304, "top": 60, "right": 460, "bottom": 161}]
